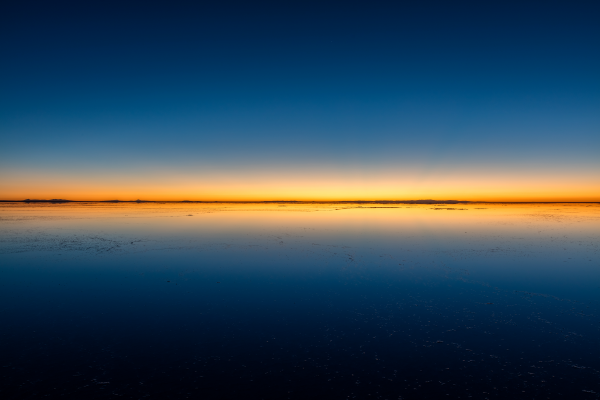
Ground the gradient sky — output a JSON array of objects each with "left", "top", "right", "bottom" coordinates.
[{"left": 1, "top": 0, "right": 599, "bottom": 201}]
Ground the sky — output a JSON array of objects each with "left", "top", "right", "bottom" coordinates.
[{"left": 1, "top": 0, "right": 599, "bottom": 201}]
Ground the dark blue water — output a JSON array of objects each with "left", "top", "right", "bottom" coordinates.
[{"left": 1, "top": 203, "right": 599, "bottom": 399}]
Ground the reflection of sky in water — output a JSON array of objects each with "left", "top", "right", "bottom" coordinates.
[{"left": 1, "top": 203, "right": 599, "bottom": 398}]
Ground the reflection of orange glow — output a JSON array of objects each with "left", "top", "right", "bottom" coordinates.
[
  {"left": 2, "top": 202, "right": 599, "bottom": 248},
  {"left": 0, "top": 167, "right": 598, "bottom": 202},
  {"left": 2, "top": 203, "right": 599, "bottom": 234}
]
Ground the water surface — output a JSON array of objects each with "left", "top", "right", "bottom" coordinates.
[{"left": 1, "top": 202, "right": 599, "bottom": 399}]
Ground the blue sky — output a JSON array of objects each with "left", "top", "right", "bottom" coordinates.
[{"left": 1, "top": 1, "right": 599, "bottom": 200}]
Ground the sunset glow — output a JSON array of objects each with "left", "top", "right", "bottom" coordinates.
[{"left": 2, "top": 167, "right": 598, "bottom": 202}]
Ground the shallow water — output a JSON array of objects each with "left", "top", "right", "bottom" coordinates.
[{"left": 1, "top": 202, "right": 599, "bottom": 399}]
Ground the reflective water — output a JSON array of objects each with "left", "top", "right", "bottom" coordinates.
[{"left": 1, "top": 203, "right": 599, "bottom": 399}]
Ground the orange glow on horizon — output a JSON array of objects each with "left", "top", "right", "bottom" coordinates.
[
  {"left": 1, "top": 186, "right": 598, "bottom": 203},
  {"left": 1, "top": 166, "right": 598, "bottom": 202}
]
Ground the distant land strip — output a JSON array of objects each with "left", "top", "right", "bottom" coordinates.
[{"left": 0, "top": 199, "right": 597, "bottom": 204}]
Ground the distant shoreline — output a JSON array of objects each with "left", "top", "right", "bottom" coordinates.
[{"left": 0, "top": 200, "right": 597, "bottom": 204}]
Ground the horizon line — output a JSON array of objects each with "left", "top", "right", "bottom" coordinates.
[{"left": 1, "top": 199, "right": 598, "bottom": 204}]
